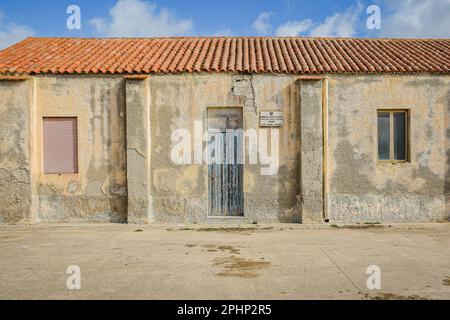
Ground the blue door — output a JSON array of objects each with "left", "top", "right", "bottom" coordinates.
[{"left": 207, "top": 108, "right": 243, "bottom": 216}]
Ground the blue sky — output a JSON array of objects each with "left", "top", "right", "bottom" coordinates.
[{"left": 0, "top": 0, "right": 449, "bottom": 48}]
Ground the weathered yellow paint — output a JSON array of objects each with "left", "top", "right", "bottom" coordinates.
[{"left": 1, "top": 72, "right": 449, "bottom": 224}]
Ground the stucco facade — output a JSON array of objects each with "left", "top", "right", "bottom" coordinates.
[
  {"left": 1, "top": 73, "right": 449, "bottom": 224},
  {"left": 328, "top": 75, "right": 450, "bottom": 222}
]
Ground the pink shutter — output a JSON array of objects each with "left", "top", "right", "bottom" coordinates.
[{"left": 43, "top": 117, "right": 78, "bottom": 173}]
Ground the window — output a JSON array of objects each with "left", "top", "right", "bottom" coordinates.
[
  {"left": 377, "top": 110, "right": 408, "bottom": 162},
  {"left": 43, "top": 117, "right": 78, "bottom": 173}
]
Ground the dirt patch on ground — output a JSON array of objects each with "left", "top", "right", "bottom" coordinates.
[
  {"left": 197, "top": 227, "right": 259, "bottom": 232},
  {"left": 204, "top": 244, "right": 218, "bottom": 251},
  {"left": 330, "top": 224, "right": 387, "bottom": 230},
  {"left": 200, "top": 244, "right": 268, "bottom": 278},
  {"left": 217, "top": 245, "right": 240, "bottom": 255},
  {"left": 443, "top": 277, "right": 450, "bottom": 286},
  {"left": 214, "top": 256, "right": 271, "bottom": 278},
  {"left": 183, "top": 244, "right": 241, "bottom": 254},
  {"left": 365, "top": 293, "right": 429, "bottom": 300},
  {"left": 169, "top": 226, "right": 273, "bottom": 234}
]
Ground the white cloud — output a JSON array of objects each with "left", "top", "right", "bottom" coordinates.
[
  {"left": 269, "top": 3, "right": 362, "bottom": 37},
  {"left": 309, "top": 4, "right": 362, "bottom": 37},
  {"left": 252, "top": 12, "right": 273, "bottom": 35},
  {"left": 381, "top": 0, "right": 450, "bottom": 38},
  {"left": 275, "top": 19, "right": 313, "bottom": 36},
  {"left": 90, "top": 0, "right": 193, "bottom": 37},
  {"left": 0, "top": 12, "right": 35, "bottom": 50}
]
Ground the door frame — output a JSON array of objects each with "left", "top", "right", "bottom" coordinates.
[{"left": 206, "top": 106, "right": 244, "bottom": 218}]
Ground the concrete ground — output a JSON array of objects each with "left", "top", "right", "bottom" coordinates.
[{"left": 0, "top": 222, "right": 449, "bottom": 300}]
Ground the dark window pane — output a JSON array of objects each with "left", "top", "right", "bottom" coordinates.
[
  {"left": 394, "top": 112, "right": 406, "bottom": 160},
  {"left": 378, "top": 112, "right": 390, "bottom": 160}
]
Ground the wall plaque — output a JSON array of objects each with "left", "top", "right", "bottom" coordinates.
[{"left": 259, "top": 111, "right": 284, "bottom": 127}]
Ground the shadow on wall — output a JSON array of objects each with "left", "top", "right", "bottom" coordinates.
[
  {"left": 107, "top": 80, "right": 128, "bottom": 222},
  {"left": 276, "top": 81, "right": 301, "bottom": 223},
  {"left": 36, "top": 78, "right": 128, "bottom": 223},
  {"left": 445, "top": 88, "right": 450, "bottom": 221}
]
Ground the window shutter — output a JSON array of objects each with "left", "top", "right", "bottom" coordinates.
[{"left": 43, "top": 117, "right": 78, "bottom": 173}]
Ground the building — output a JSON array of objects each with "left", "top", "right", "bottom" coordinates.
[{"left": 0, "top": 37, "right": 449, "bottom": 224}]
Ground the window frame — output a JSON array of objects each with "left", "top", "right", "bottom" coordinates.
[
  {"left": 377, "top": 109, "right": 410, "bottom": 163},
  {"left": 42, "top": 116, "right": 79, "bottom": 174}
]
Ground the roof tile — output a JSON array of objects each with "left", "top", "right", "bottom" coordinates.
[{"left": 1, "top": 37, "right": 450, "bottom": 75}]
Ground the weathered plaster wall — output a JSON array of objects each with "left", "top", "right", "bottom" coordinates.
[
  {"left": 0, "top": 80, "right": 33, "bottom": 224},
  {"left": 299, "top": 81, "right": 323, "bottom": 222},
  {"left": 0, "top": 73, "right": 302, "bottom": 224},
  {"left": 126, "top": 78, "right": 152, "bottom": 223},
  {"left": 149, "top": 73, "right": 301, "bottom": 223},
  {"left": 33, "top": 75, "right": 127, "bottom": 222},
  {"left": 327, "top": 74, "right": 450, "bottom": 222},
  {"left": 445, "top": 79, "right": 450, "bottom": 221},
  {"left": 1, "top": 72, "right": 449, "bottom": 224}
]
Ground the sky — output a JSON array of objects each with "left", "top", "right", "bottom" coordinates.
[{"left": 0, "top": 0, "right": 450, "bottom": 49}]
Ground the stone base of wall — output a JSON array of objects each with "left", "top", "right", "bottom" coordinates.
[
  {"left": 329, "top": 194, "right": 446, "bottom": 223},
  {"left": 36, "top": 195, "right": 127, "bottom": 223}
]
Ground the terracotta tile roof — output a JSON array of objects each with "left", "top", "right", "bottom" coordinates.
[{"left": 1, "top": 37, "right": 450, "bottom": 75}]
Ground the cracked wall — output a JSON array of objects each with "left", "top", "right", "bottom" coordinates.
[
  {"left": 126, "top": 78, "right": 152, "bottom": 223},
  {"left": 33, "top": 75, "right": 127, "bottom": 223},
  {"left": 149, "top": 73, "right": 301, "bottom": 223},
  {"left": 1, "top": 72, "right": 450, "bottom": 224},
  {"left": 299, "top": 80, "right": 323, "bottom": 222},
  {"left": 0, "top": 80, "right": 32, "bottom": 224},
  {"left": 328, "top": 74, "right": 450, "bottom": 222},
  {"left": 0, "top": 73, "right": 301, "bottom": 224}
]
